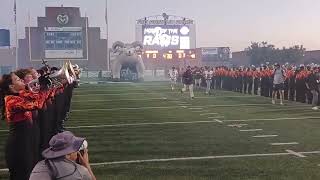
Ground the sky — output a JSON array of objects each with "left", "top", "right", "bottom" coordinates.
[{"left": 0, "top": 0, "right": 320, "bottom": 51}]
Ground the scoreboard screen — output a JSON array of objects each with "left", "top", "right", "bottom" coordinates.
[
  {"left": 44, "top": 27, "right": 84, "bottom": 59},
  {"left": 201, "top": 47, "right": 231, "bottom": 61},
  {"left": 142, "top": 49, "right": 196, "bottom": 61},
  {"left": 142, "top": 25, "right": 191, "bottom": 50}
]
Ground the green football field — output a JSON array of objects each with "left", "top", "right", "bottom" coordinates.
[{"left": 1, "top": 82, "right": 320, "bottom": 179}]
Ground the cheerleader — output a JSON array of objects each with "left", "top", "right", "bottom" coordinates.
[{"left": 0, "top": 72, "right": 51, "bottom": 180}]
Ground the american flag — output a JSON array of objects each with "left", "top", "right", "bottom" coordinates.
[{"left": 14, "top": 0, "right": 16, "bottom": 24}]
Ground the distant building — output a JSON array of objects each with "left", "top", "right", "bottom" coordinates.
[{"left": 0, "top": 48, "right": 15, "bottom": 75}]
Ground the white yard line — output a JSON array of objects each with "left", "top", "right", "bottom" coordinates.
[
  {"left": 178, "top": 104, "right": 192, "bottom": 106},
  {"left": 66, "top": 120, "right": 221, "bottom": 129},
  {"left": 72, "top": 97, "right": 169, "bottom": 102},
  {"left": 0, "top": 151, "right": 319, "bottom": 171},
  {"left": 286, "top": 150, "right": 306, "bottom": 158},
  {"left": 253, "top": 135, "right": 278, "bottom": 138},
  {"left": 224, "top": 117, "right": 320, "bottom": 122},
  {"left": 85, "top": 150, "right": 320, "bottom": 166},
  {"left": 208, "top": 116, "right": 225, "bottom": 119},
  {"left": 0, "top": 117, "right": 314, "bottom": 133},
  {"left": 240, "top": 129, "right": 263, "bottom": 132},
  {"left": 228, "top": 124, "right": 248, "bottom": 128},
  {"left": 71, "top": 104, "right": 315, "bottom": 112},
  {"left": 196, "top": 96, "right": 256, "bottom": 99},
  {"left": 214, "top": 119, "right": 223, "bottom": 123},
  {"left": 72, "top": 106, "right": 187, "bottom": 112},
  {"left": 271, "top": 142, "right": 299, "bottom": 146},
  {"left": 200, "top": 113, "right": 218, "bottom": 116},
  {"left": 206, "top": 104, "right": 270, "bottom": 107},
  {"left": 172, "top": 101, "right": 188, "bottom": 103},
  {"left": 56, "top": 117, "right": 320, "bottom": 130},
  {"left": 74, "top": 92, "right": 177, "bottom": 96},
  {"left": 193, "top": 110, "right": 209, "bottom": 113}
]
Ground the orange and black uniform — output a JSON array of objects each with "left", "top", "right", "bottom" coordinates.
[
  {"left": 38, "top": 88, "right": 58, "bottom": 153},
  {"left": 286, "top": 69, "right": 295, "bottom": 101},
  {"left": 260, "top": 68, "right": 267, "bottom": 97},
  {"left": 244, "top": 70, "right": 248, "bottom": 94},
  {"left": 295, "top": 69, "right": 307, "bottom": 103},
  {"left": 253, "top": 69, "right": 260, "bottom": 95},
  {"left": 247, "top": 70, "right": 254, "bottom": 95},
  {"left": 4, "top": 90, "right": 50, "bottom": 180}
]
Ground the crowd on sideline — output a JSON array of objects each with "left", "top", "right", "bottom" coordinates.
[
  {"left": 0, "top": 66, "right": 96, "bottom": 180},
  {"left": 169, "top": 63, "right": 320, "bottom": 109}
]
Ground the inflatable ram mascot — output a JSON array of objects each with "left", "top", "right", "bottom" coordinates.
[{"left": 110, "top": 41, "right": 145, "bottom": 81}]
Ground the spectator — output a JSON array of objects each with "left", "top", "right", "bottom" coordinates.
[
  {"left": 305, "top": 67, "right": 320, "bottom": 110},
  {"left": 29, "top": 131, "right": 96, "bottom": 180}
]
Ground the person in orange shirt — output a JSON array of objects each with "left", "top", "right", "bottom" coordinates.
[
  {"left": 286, "top": 66, "right": 295, "bottom": 101},
  {"left": 247, "top": 68, "right": 254, "bottom": 95},
  {"left": 0, "top": 73, "right": 51, "bottom": 180},
  {"left": 296, "top": 65, "right": 307, "bottom": 103},
  {"left": 252, "top": 67, "right": 260, "bottom": 95},
  {"left": 305, "top": 66, "right": 313, "bottom": 104},
  {"left": 260, "top": 65, "right": 269, "bottom": 97}
]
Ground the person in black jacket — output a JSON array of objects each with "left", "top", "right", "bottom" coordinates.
[
  {"left": 305, "top": 67, "right": 319, "bottom": 110},
  {"left": 181, "top": 66, "right": 195, "bottom": 99}
]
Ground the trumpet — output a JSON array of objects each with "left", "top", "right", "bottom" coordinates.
[{"left": 27, "top": 62, "right": 74, "bottom": 93}]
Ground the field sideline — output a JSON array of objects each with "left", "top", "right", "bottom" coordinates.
[{"left": 1, "top": 81, "right": 320, "bottom": 179}]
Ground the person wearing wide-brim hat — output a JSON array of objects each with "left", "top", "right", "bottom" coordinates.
[{"left": 29, "top": 131, "right": 96, "bottom": 180}]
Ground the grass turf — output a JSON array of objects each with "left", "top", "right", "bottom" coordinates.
[{"left": 0, "top": 82, "right": 320, "bottom": 179}]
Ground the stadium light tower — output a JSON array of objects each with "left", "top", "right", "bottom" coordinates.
[{"left": 105, "top": 0, "right": 110, "bottom": 71}]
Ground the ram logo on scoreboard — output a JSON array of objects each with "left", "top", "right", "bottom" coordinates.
[
  {"left": 143, "top": 25, "right": 190, "bottom": 50},
  {"left": 44, "top": 27, "right": 84, "bottom": 59}
]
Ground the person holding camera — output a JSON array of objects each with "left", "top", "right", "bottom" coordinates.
[{"left": 29, "top": 131, "right": 96, "bottom": 180}]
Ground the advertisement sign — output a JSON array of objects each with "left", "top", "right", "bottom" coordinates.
[{"left": 201, "top": 47, "right": 231, "bottom": 61}]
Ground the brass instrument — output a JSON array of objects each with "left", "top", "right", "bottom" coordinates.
[{"left": 27, "top": 62, "right": 73, "bottom": 93}]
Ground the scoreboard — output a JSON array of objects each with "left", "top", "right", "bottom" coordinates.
[
  {"left": 201, "top": 47, "right": 231, "bottom": 61},
  {"left": 142, "top": 49, "right": 197, "bottom": 61},
  {"left": 44, "top": 27, "right": 84, "bottom": 59},
  {"left": 142, "top": 25, "right": 191, "bottom": 50}
]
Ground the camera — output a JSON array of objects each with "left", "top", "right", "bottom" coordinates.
[
  {"left": 79, "top": 140, "right": 88, "bottom": 155},
  {"left": 76, "top": 140, "right": 88, "bottom": 164}
]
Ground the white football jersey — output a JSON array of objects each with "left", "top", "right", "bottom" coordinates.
[
  {"left": 204, "top": 70, "right": 213, "bottom": 79},
  {"left": 169, "top": 69, "right": 178, "bottom": 80}
]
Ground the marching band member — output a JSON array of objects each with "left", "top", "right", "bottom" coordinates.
[
  {"left": 168, "top": 66, "right": 179, "bottom": 90},
  {"left": 15, "top": 68, "right": 43, "bottom": 165},
  {"left": 286, "top": 66, "right": 295, "bottom": 101},
  {"left": 296, "top": 65, "right": 307, "bottom": 103},
  {"left": 252, "top": 66, "right": 260, "bottom": 95},
  {"left": 193, "top": 66, "right": 202, "bottom": 89},
  {"left": 0, "top": 73, "right": 51, "bottom": 180},
  {"left": 247, "top": 67, "right": 254, "bottom": 95}
]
